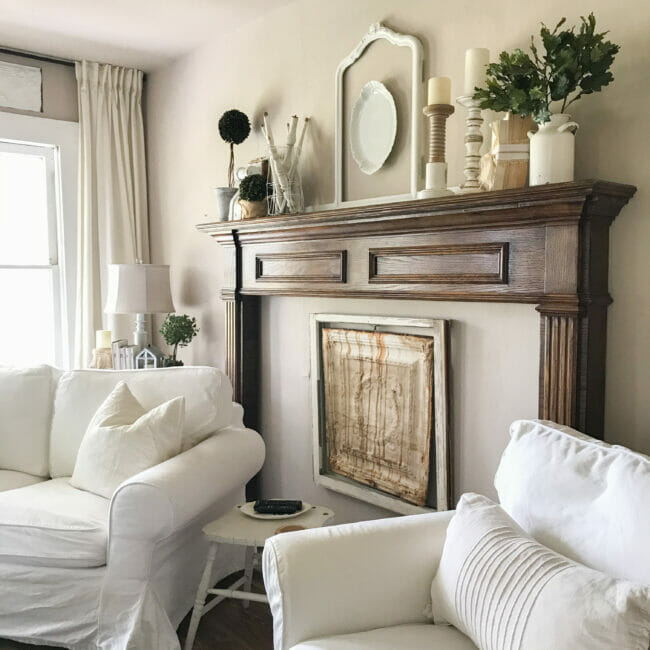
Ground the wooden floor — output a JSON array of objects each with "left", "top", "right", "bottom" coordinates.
[
  {"left": 177, "top": 572, "right": 274, "bottom": 650},
  {"left": 0, "top": 572, "right": 274, "bottom": 650}
]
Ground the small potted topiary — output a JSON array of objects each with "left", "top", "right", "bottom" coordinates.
[
  {"left": 214, "top": 109, "right": 251, "bottom": 221},
  {"left": 238, "top": 173, "right": 268, "bottom": 219},
  {"left": 159, "top": 314, "right": 199, "bottom": 367}
]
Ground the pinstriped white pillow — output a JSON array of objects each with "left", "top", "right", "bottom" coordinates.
[{"left": 431, "top": 494, "right": 650, "bottom": 650}]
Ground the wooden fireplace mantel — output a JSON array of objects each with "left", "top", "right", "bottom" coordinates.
[{"left": 198, "top": 180, "right": 636, "bottom": 440}]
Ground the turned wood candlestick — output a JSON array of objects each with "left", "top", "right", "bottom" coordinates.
[
  {"left": 418, "top": 104, "right": 455, "bottom": 199},
  {"left": 426, "top": 104, "right": 455, "bottom": 162},
  {"left": 456, "top": 95, "right": 484, "bottom": 193}
]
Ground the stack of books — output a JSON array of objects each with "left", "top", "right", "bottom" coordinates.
[
  {"left": 111, "top": 340, "right": 139, "bottom": 370},
  {"left": 480, "top": 114, "right": 534, "bottom": 190}
]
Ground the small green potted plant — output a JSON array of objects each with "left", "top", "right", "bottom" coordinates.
[
  {"left": 238, "top": 173, "right": 268, "bottom": 220},
  {"left": 159, "top": 314, "right": 199, "bottom": 367},
  {"left": 214, "top": 109, "right": 251, "bottom": 221},
  {"left": 473, "top": 14, "right": 619, "bottom": 185}
]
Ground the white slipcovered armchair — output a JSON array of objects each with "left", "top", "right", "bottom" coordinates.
[
  {"left": 0, "top": 365, "right": 265, "bottom": 649},
  {"left": 263, "top": 420, "right": 649, "bottom": 649}
]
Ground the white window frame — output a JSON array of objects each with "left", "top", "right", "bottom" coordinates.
[
  {"left": 0, "top": 140, "right": 63, "bottom": 365},
  {"left": 0, "top": 112, "right": 78, "bottom": 368}
]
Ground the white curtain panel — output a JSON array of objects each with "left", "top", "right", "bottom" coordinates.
[{"left": 74, "top": 61, "right": 149, "bottom": 367}]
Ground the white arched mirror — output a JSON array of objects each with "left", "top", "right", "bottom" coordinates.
[{"left": 334, "top": 22, "right": 424, "bottom": 206}]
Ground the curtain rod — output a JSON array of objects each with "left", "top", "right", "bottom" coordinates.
[
  {"left": 0, "top": 47, "right": 147, "bottom": 80},
  {"left": 0, "top": 46, "right": 75, "bottom": 68}
]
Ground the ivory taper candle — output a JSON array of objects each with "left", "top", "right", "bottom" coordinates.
[
  {"left": 464, "top": 48, "right": 490, "bottom": 95},
  {"left": 96, "top": 330, "right": 112, "bottom": 349},
  {"left": 427, "top": 76, "right": 451, "bottom": 105}
]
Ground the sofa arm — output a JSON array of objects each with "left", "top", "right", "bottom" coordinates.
[
  {"left": 262, "top": 509, "right": 454, "bottom": 650},
  {"left": 108, "top": 425, "right": 265, "bottom": 561}
]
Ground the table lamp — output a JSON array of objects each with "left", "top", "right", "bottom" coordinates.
[{"left": 104, "top": 263, "right": 175, "bottom": 349}]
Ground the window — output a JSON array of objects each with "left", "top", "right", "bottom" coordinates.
[
  {"left": 0, "top": 112, "right": 77, "bottom": 369},
  {"left": 0, "top": 142, "right": 63, "bottom": 366}
]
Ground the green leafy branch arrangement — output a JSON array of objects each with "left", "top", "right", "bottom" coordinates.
[{"left": 473, "top": 14, "right": 619, "bottom": 124}]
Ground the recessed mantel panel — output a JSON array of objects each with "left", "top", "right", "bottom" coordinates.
[
  {"left": 255, "top": 250, "right": 347, "bottom": 283},
  {"left": 369, "top": 242, "right": 509, "bottom": 284}
]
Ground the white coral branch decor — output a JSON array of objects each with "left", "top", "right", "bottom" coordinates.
[{"left": 262, "top": 112, "right": 309, "bottom": 214}]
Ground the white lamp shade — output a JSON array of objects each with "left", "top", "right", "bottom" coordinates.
[{"left": 104, "top": 264, "right": 175, "bottom": 314}]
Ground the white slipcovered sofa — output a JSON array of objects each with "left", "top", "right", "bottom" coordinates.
[
  {"left": 263, "top": 420, "right": 649, "bottom": 649},
  {"left": 0, "top": 364, "right": 265, "bottom": 649}
]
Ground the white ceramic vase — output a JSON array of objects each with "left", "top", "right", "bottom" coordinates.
[
  {"left": 527, "top": 113, "right": 579, "bottom": 186},
  {"left": 214, "top": 186, "right": 238, "bottom": 221}
]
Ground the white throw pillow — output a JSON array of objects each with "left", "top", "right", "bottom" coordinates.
[
  {"left": 495, "top": 419, "right": 650, "bottom": 584},
  {"left": 71, "top": 381, "right": 184, "bottom": 498},
  {"left": 431, "top": 493, "right": 650, "bottom": 650},
  {"left": 51, "top": 366, "right": 233, "bottom": 477}
]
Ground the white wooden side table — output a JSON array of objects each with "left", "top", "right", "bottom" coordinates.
[{"left": 183, "top": 503, "right": 334, "bottom": 650}]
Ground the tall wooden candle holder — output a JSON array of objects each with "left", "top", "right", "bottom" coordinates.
[
  {"left": 417, "top": 103, "right": 455, "bottom": 199},
  {"left": 456, "top": 94, "right": 484, "bottom": 193}
]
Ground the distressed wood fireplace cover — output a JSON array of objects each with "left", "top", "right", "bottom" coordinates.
[
  {"left": 311, "top": 314, "right": 449, "bottom": 514},
  {"left": 321, "top": 327, "right": 434, "bottom": 506}
]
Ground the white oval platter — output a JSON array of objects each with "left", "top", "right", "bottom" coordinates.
[
  {"left": 239, "top": 501, "right": 313, "bottom": 520},
  {"left": 349, "top": 80, "right": 397, "bottom": 175}
]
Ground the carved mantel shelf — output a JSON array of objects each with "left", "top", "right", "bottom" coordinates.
[{"left": 199, "top": 180, "right": 636, "bottom": 441}]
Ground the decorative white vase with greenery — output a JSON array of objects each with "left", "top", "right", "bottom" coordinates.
[
  {"left": 473, "top": 13, "right": 618, "bottom": 186},
  {"left": 528, "top": 114, "right": 579, "bottom": 185}
]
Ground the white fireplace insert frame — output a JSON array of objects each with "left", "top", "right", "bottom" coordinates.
[{"left": 310, "top": 313, "right": 450, "bottom": 514}]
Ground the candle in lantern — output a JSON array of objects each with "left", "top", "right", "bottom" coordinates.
[
  {"left": 96, "top": 330, "right": 112, "bottom": 350},
  {"left": 464, "top": 48, "right": 490, "bottom": 96},
  {"left": 427, "top": 76, "right": 451, "bottom": 105}
]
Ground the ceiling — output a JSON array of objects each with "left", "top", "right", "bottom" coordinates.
[{"left": 0, "top": 0, "right": 292, "bottom": 71}]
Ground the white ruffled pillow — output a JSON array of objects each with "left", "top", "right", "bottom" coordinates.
[
  {"left": 71, "top": 381, "right": 185, "bottom": 498},
  {"left": 431, "top": 493, "right": 650, "bottom": 650}
]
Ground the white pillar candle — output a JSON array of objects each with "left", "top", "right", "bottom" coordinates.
[
  {"left": 464, "top": 48, "right": 490, "bottom": 95},
  {"left": 427, "top": 77, "right": 451, "bottom": 105},
  {"left": 96, "top": 329, "right": 112, "bottom": 349}
]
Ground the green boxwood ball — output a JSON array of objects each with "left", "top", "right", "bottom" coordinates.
[
  {"left": 218, "top": 109, "right": 251, "bottom": 145},
  {"left": 239, "top": 174, "right": 267, "bottom": 202}
]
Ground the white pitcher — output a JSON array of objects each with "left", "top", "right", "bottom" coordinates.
[{"left": 527, "top": 114, "right": 579, "bottom": 185}]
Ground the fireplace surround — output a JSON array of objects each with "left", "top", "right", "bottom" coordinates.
[{"left": 199, "top": 180, "right": 636, "bottom": 505}]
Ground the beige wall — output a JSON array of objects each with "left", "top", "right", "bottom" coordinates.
[
  {"left": 0, "top": 52, "right": 78, "bottom": 122},
  {"left": 146, "top": 0, "right": 650, "bottom": 522}
]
